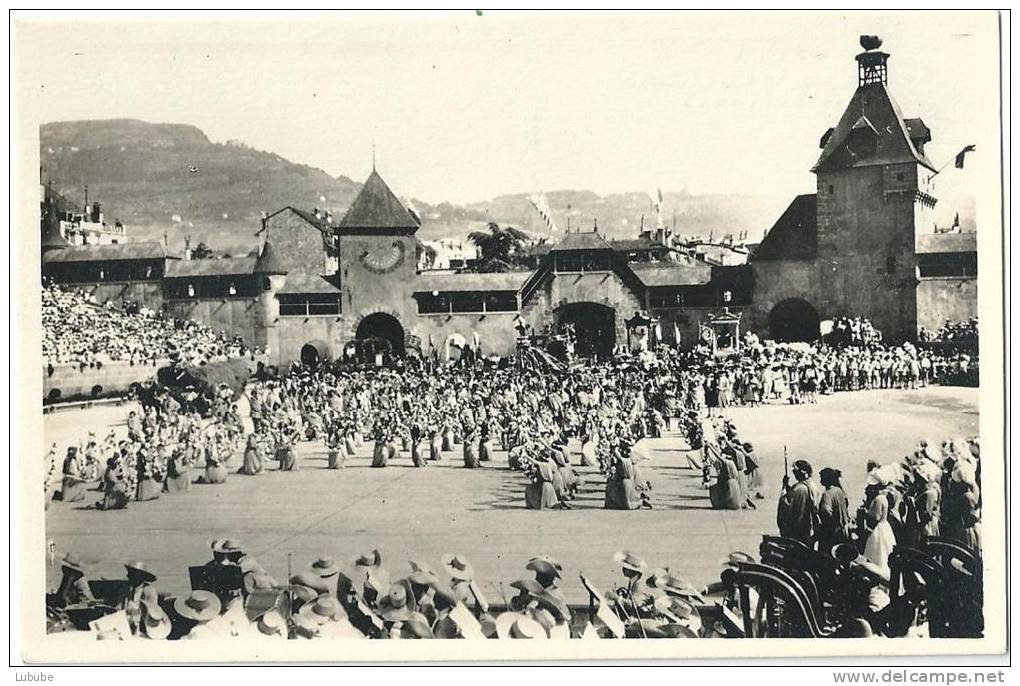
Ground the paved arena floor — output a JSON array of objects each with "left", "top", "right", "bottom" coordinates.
[{"left": 43, "top": 386, "right": 978, "bottom": 604}]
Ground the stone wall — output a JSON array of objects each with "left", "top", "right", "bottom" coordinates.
[
  {"left": 266, "top": 209, "right": 335, "bottom": 275},
  {"left": 164, "top": 297, "right": 260, "bottom": 347},
  {"left": 747, "top": 260, "right": 819, "bottom": 337},
  {"left": 63, "top": 280, "right": 164, "bottom": 311},
  {"left": 43, "top": 359, "right": 165, "bottom": 401},
  {"left": 917, "top": 277, "right": 978, "bottom": 331}
]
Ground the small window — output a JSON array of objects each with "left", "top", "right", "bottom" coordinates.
[
  {"left": 886, "top": 255, "right": 897, "bottom": 274},
  {"left": 896, "top": 173, "right": 905, "bottom": 182},
  {"left": 828, "top": 184, "right": 834, "bottom": 194}
]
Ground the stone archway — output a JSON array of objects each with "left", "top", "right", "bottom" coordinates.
[
  {"left": 555, "top": 302, "right": 617, "bottom": 359},
  {"left": 300, "top": 340, "right": 330, "bottom": 367},
  {"left": 356, "top": 312, "right": 406, "bottom": 358},
  {"left": 769, "top": 298, "right": 820, "bottom": 342}
]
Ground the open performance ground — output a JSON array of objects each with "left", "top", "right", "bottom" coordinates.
[{"left": 43, "top": 386, "right": 978, "bottom": 604}]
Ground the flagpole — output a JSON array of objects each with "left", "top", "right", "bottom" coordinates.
[{"left": 932, "top": 145, "right": 976, "bottom": 178}]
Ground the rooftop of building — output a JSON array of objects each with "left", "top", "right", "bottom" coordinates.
[
  {"left": 916, "top": 232, "right": 977, "bottom": 254},
  {"left": 337, "top": 169, "right": 420, "bottom": 232},
  {"left": 42, "top": 241, "right": 167, "bottom": 264},
  {"left": 750, "top": 194, "right": 818, "bottom": 262},
  {"left": 414, "top": 270, "right": 534, "bottom": 293}
]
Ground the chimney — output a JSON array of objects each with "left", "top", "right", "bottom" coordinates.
[
  {"left": 326, "top": 211, "right": 333, "bottom": 223},
  {"left": 314, "top": 207, "right": 321, "bottom": 220},
  {"left": 855, "top": 35, "right": 889, "bottom": 87},
  {"left": 184, "top": 235, "right": 193, "bottom": 261}
]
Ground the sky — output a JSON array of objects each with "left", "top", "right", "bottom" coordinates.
[{"left": 16, "top": 11, "right": 998, "bottom": 220}]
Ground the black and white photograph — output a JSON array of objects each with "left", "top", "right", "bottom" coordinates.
[{"left": 10, "top": 10, "right": 1008, "bottom": 667}]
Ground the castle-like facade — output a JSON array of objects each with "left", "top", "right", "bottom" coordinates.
[{"left": 41, "top": 37, "right": 976, "bottom": 369}]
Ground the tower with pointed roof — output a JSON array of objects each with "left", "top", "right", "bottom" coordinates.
[
  {"left": 751, "top": 35, "right": 941, "bottom": 343},
  {"left": 335, "top": 168, "right": 422, "bottom": 353}
]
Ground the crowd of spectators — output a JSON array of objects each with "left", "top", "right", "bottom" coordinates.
[{"left": 42, "top": 282, "right": 251, "bottom": 371}]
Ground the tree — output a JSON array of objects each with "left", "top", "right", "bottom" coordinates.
[
  {"left": 468, "top": 222, "right": 530, "bottom": 271},
  {"left": 191, "top": 241, "right": 215, "bottom": 259}
]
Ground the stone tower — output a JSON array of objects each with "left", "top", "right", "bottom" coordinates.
[
  {"left": 812, "top": 35, "right": 937, "bottom": 341},
  {"left": 253, "top": 239, "right": 288, "bottom": 359},
  {"left": 335, "top": 169, "right": 421, "bottom": 354}
]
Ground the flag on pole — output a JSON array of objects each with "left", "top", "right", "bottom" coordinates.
[
  {"left": 954, "top": 144, "right": 976, "bottom": 169},
  {"left": 529, "top": 194, "right": 558, "bottom": 232}
]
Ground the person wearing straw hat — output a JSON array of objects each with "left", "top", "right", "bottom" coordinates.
[
  {"left": 525, "top": 554, "right": 565, "bottom": 605},
  {"left": 173, "top": 589, "right": 223, "bottom": 639},
  {"left": 398, "top": 612, "right": 435, "bottom": 639},
  {"left": 611, "top": 550, "right": 652, "bottom": 618},
  {"left": 139, "top": 593, "right": 172, "bottom": 640},
  {"left": 121, "top": 560, "right": 158, "bottom": 633},
  {"left": 377, "top": 583, "right": 414, "bottom": 624},
  {"left": 441, "top": 553, "right": 475, "bottom": 608},
  {"left": 51, "top": 553, "right": 95, "bottom": 608}
]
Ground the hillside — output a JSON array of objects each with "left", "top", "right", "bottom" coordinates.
[{"left": 41, "top": 119, "right": 781, "bottom": 254}]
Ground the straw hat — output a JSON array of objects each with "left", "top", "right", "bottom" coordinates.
[
  {"left": 440, "top": 553, "right": 475, "bottom": 581},
  {"left": 495, "top": 612, "right": 547, "bottom": 639},
  {"left": 173, "top": 590, "right": 222, "bottom": 623},
  {"left": 297, "top": 596, "right": 344, "bottom": 625},
  {"left": 646, "top": 569, "right": 706, "bottom": 604},
  {"left": 653, "top": 596, "right": 702, "bottom": 634},
  {"left": 309, "top": 558, "right": 341, "bottom": 578},
  {"left": 408, "top": 561, "right": 439, "bottom": 586},
  {"left": 613, "top": 550, "right": 647, "bottom": 575},
  {"left": 142, "top": 603, "right": 171, "bottom": 640},
  {"left": 525, "top": 555, "right": 563, "bottom": 579},
  {"left": 377, "top": 584, "right": 413, "bottom": 622},
  {"left": 399, "top": 612, "right": 435, "bottom": 639},
  {"left": 61, "top": 553, "right": 85, "bottom": 575},
  {"left": 353, "top": 549, "right": 382, "bottom": 569},
  {"left": 124, "top": 560, "right": 157, "bottom": 584},
  {"left": 509, "top": 579, "right": 544, "bottom": 596},
  {"left": 257, "top": 610, "right": 286, "bottom": 637},
  {"left": 213, "top": 539, "right": 244, "bottom": 555}
]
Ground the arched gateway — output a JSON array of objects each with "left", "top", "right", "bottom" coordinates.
[
  {"left": 769, "top": 298, "right": 820, "bottom": 342},
  {"left": 555, "top": 302, "right": 617, "bottom": 359},
  {"left": 300, "top": 340, "right": 330, "bottom": 367},
  {"left": 356, "top": 312, "right": 406, "bottom": 359}
]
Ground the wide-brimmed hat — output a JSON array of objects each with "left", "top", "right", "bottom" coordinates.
[
  {"left": 353, "top": 549, "right": 382, "bottom": 569},
  {"left": 440, "top": 553, "right": 475, "bottom": 581},
  {"left": 613, "top": 550, "right": 647, "bottom": 575},
  {"left": 830, "top": 543, "right": 859, "bottom": 566},
  {"left": 509, "top": 579, "right": 545, "bottom": 596},
  {"left": 718, "top": 552, "right": 756, "bottom": 569},
  {"left": 290, "top": 571, "right": 331, "bottom": 595},
  {"left": 257, "top": 610, "right": 286, "bottom": 637},
  {"left": 213, "top": 539, "right": 244, "bottom": 555},
  {"left": 297, "top": 596, "right": 344, "bottom": 624},
  {"left": 377, "top": 584, "right": 413, "bottom": 622},
  {"left": 61, "top": 553, "right": 85, "bottom": 574},
  {"left": 124, "top": 560, "right": 157, "bottom": 584},
  {"left": 525, "top": 555, "right": 562, "bottom": 579},
  {"left": 528, "top": 590, "right": 569, "bottom": 622},
  {"left": 309, "top": 558, "right": 341, "bottom": 578},
  {"left": 659, "top": 622, "right": 699, "bottom": 638},
  {"left": 142, "top": 603, "right": 171, "bottom": 640},
  {"left": 399, "top": 612, "right": 435, "bottom": 639},
  {"left": 646, "top": 569, "right": 706, "bottom": 603},
  {"left": 653, "top": 596, "right": 702, "bottom": 633},
  {"left": 408, "top": 561, "right": 439, "bottom": 587},
  {"left": 173, "top": 590, "right": 222, "bottom": 623},
  {"left": 495, "top": 612, "right": 547, "bottom": 639}
]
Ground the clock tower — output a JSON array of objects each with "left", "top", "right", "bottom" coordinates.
[{"left": 336, "top": 168, "right": 422, "bottom": 355}]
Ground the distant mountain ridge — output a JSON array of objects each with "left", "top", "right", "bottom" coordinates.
[{"left": 40, "top": 119, "right": 781, "bottom": 255}]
